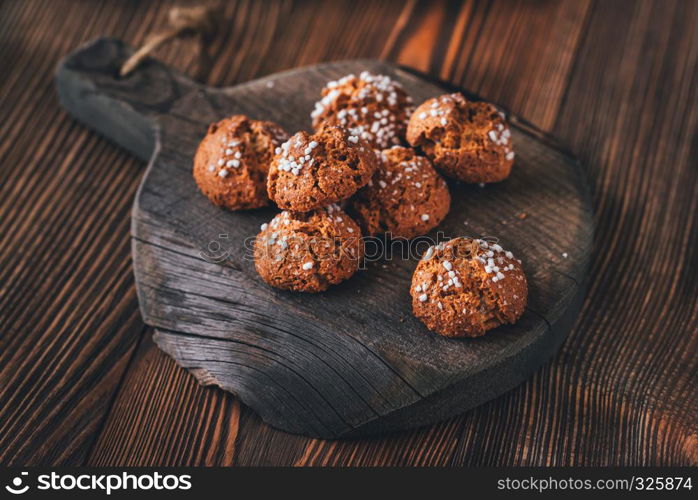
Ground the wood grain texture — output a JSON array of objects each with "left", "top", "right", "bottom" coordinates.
[
  {"left": 0, "top": 0, "right": 696, "bottom": 465},
  {"left": 56, "top": 39, "right": 592, "bottom": 438}
]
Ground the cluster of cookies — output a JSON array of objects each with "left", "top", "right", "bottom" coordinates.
[{"left": 193, "top": 71, "right": 527, "bottom": 337}]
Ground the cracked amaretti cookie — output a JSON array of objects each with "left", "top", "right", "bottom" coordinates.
[
  {"left": 410, "top": 237, "right": 527, "bottom": 337},
  {"left": 349, "top": 146, "right": 450, "bottom": 239},
  {"left": 406, "top": 93, "right": 514, "bottom": 184},
  {"left": 193, "top": 115, "right": 289, "bottom": 210},
  {"left": 266, "top": 126, "right": 378, "bottom": 212},
  {"left": 254, "top": 204, "right": 363, "bottom": 293},
  {"left": 311, "top": 71, "right": 414, "bottom": 149}
]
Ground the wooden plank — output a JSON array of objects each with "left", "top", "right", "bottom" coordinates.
[
  {"left": 83, "top": 0, "right": 416, "bottom": 465},
  {"left": 385, "top": 0, "right": 593, "bottom": 132},
  {"left": 541, "top": 0, "right": 698, "bottom": 465},
  {"left": 0, "top": 0, "right": 237, "bottom": 466},
  {"left": 85, "top": 0, "right": 600, "bottom": 463}
]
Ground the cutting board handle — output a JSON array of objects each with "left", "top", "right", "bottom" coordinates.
[{"left": 56, "top": 37, "right": 200, "bottom": 162}]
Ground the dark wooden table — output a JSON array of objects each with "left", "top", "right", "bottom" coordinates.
[{"left": 1, "top": 0, "right": 695, "bottom": 466}]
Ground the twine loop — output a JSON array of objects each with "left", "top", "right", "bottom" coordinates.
[{"left": 120, "top": 4, "right": 219, "bottom": 79}]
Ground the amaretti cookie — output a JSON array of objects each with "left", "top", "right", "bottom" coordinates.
[
  {"left": 266, "top": 126, "right": 378, "bottom": 212},
  {"left": 349, "top": 146, "right": 450, "bottom": 238},
  {"left": 410, "top": 237, "right": 527, "bottom": 337},
  {"left": 406, "top": 93, "right": 514, "bottom": 184},
  {"left": 193, "top": 115, "right": 289, "bottom": 210},
  {"left": 254, "top": 204, "right": 363, "bottom": 293},
  {"left": 311, "top": 71, "right": 414, "bottom": 149}
]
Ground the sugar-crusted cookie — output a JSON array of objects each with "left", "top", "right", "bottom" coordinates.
[
  {"left": 411, "top": 237, "right": 527, "bottom": 337},
  {"left": 406, "top": 93, "right": 514, "bottom": 184},
  {"left": 193, "top": 115, "right": 289, "bottom": 210},
  {"left": 349, "top": 146, "right": 450, "bottom": 238},
  {"left": 266, "top": 126, "right": 378, "bottom": 212},
  {"left": 254, "top": 204, "right": 363, "bottom": 293},
  {"left": 311, "top": 71, "right": 414, "bottom": 149}
]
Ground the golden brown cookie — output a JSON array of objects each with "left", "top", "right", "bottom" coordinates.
[
  {"left": 349, "top": 146, "right": 450, "bottom": 238},
  {"left": 406, "top": 93, "right": 514, "bottom": 183},
  {"left": 193, "top": 115, "right": 289, "bottom": 210},
  {"left": 411, "top": 237, "right": 527, "bottom": 337},
  {"left": 266, "top": 126, "right": 378, "bottom": 212},
  {"left": 311, "top": 71, "right": 414, "bottom": 149},
  {"left": 254, "top": 205, "right": 363, "bottom": 293}
]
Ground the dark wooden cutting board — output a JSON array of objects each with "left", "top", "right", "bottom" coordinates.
[{"left": 56, "top": 38, "right": 593, "bottom": 438}]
